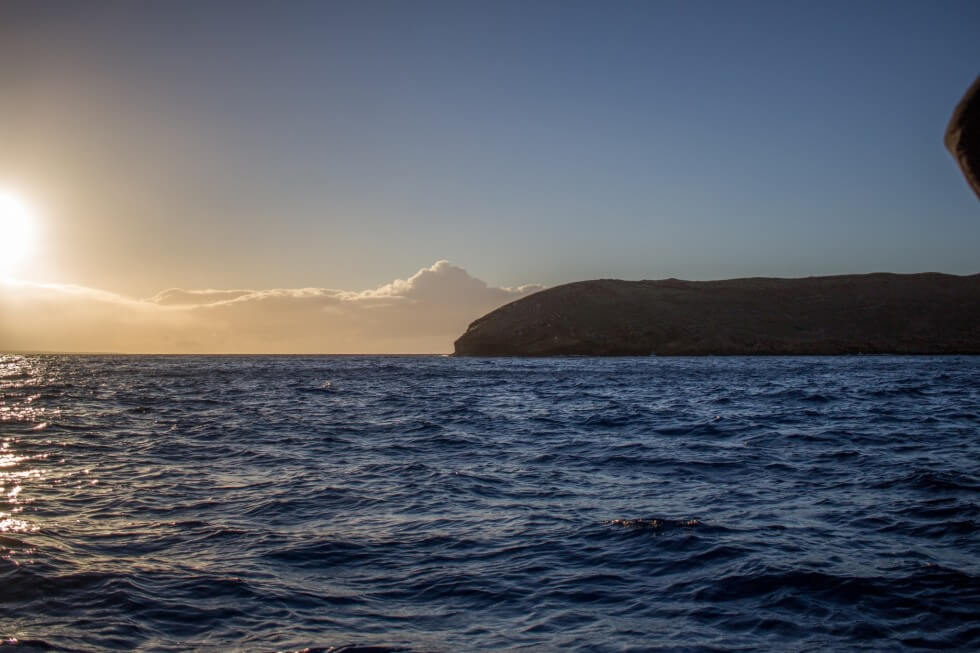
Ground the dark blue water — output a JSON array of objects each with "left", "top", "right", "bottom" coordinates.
[{"left": 1, "top": 355, "right": 978, "bottom": 651}]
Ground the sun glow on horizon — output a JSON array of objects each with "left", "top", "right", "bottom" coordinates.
[{"left": 0, "top": 190, "right": 36, "bottom": 279}]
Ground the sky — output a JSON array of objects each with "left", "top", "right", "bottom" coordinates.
[{"left": 0, "top": 0, "right": 977, "bottom": 353}]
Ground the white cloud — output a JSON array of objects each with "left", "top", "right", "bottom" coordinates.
[
  {"left": 146, "top": 288, "right": 255, "bottom": 306},
  {"left": 0, "top": 261, "right": 542, "bottom": 353}
]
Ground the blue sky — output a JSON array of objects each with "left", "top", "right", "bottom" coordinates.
[{"left": 1, "top": 0, "right": 977, "bottom": 297}]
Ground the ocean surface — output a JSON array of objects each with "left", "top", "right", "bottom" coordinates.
[{"left": 1, "top": 355, "right": 978, "bottom": 652}]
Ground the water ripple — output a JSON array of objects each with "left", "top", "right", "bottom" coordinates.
[{"left": 0, "top": 354, "right": 978, "bottom": 650}]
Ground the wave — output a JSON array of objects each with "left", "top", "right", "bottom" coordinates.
[{"left": 3, "top": 355, "right": 979, "bottom": 650}]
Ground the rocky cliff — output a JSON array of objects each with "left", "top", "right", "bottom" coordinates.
[{"left": 453, "top": 273, "right": 980, "bottom": 356}]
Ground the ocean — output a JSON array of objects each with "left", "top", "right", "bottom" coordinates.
[{"left": 1, "top": 354, "right": 978, "bottom": 651}]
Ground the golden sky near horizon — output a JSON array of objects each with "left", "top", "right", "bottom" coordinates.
[
  {"left": 0, "top": 159, "right": 543, "bottom": 354},
  {"left": 0, "top": 170, "right": 540, "bottom": 354},
  {"left": 0, "top": 258, "right": 543, "bottom": 354}
]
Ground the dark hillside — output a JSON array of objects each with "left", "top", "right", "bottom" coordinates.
[{"left": 454, "top": 273, "right": 980, "bottom": 356}]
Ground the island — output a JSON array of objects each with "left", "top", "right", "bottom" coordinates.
[{"left": 453, "top": 273, "right": 980, "bottom": 356}]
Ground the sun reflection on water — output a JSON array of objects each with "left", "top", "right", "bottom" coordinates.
[{"left": 0, "top": 356, "right": 45, "bottom": 536}]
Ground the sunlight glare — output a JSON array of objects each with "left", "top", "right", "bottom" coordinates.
[{"left": 0, "top": 191, "right": 36, "bottom": 278}]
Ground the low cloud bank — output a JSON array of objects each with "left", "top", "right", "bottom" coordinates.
[{"left": 0, "top": 261, "right": 543, "bottom": 353}]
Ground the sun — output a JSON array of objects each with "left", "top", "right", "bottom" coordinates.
[{"left": 0, "top": 190, "right": 36, "bottom": 278}]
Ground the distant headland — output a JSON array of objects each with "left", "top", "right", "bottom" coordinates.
[{"left": 453, "top": 273, "right": 980, "bottom": 356}]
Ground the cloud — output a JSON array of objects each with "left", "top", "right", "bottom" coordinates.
[
  {"left": 146, "top": 288, "right": 255, "bottom": 305},
  {"left": 362, "top": 260, "right": 542, "bottom": 304},
  {"left": 0, "top": 261, "right": 543, "bottom": 353}
]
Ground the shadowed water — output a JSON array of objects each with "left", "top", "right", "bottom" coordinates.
[{"left": 1, "top": 355, "right": 978, "bottom": 651}]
